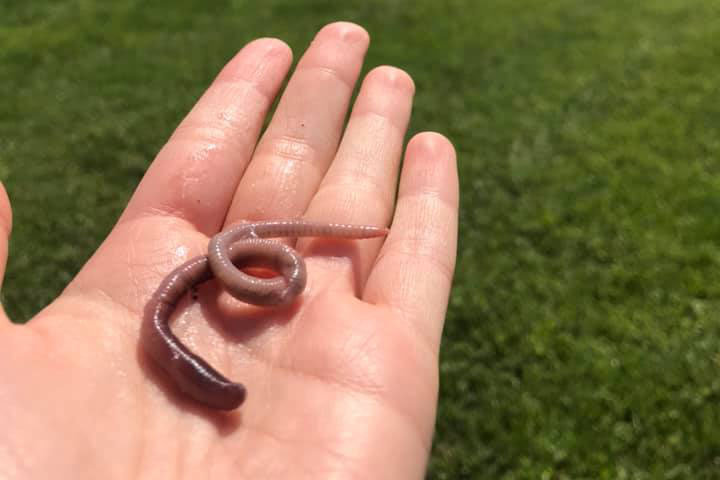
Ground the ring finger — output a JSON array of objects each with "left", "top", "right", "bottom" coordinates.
[{"left": 300, "top": 65, "right": 415, "bottom": 285}]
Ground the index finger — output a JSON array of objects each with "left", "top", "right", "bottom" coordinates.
[
  {"left": 362, "top": 132, "right": 458, "bottom": 354},
  {"left": 119, "top": 38, "right": 293, "bottom": 235}
]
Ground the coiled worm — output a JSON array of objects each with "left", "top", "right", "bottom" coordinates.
[{"left": 143, "top": 220, "right": 388, "bottom": 410}]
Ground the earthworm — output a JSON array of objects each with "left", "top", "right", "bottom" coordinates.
[{"left": 143, "top": 220, "right": 388, "bottom": 410}]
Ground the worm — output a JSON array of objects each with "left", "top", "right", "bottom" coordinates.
[{"left": 143, "top": 220, "right": 388, "bottom": 410}]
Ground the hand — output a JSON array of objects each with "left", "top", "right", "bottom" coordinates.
[{"left": 0, "top": 22, "right": 458, "bottom": 479}]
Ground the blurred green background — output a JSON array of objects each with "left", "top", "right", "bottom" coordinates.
[{"left": 2, "top": 1, "right": 720, "bottom": 478}]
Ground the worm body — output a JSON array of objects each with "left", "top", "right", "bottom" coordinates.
[{"left": 143, "top": 220, "right": 388, "bottom": 410}]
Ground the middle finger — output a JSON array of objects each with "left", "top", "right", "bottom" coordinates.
[{"left": 225, "top": 22, "right": 370, "bottom": 225}]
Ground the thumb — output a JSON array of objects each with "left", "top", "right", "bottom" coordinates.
[{"left": 0, "top": 182, "right": 12, "bottom": 308}]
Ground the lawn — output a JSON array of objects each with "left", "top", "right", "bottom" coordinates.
[{"left": 2, "top": 1, "right": 720, "bottom": 478}]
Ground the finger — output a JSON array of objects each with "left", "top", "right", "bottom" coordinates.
[
  {"left": 0, "top": 183, "right": 12, "bottom": 323},
  {"left": 0, "top": 182, "right": 11, "bottom": 292},
  {"left": 300, "top": 66, "right": 414, "bottom": 280},
  {"left": 363, "top": 133, "right": 458, "bottom": 354},
  {"left": 119, "top": 38, "right": 293, "bottom": 235},
  {"left": 225, "top": 22, "right": 370, "bottom": 224}
]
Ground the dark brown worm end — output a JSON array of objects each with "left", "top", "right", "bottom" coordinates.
[
  {"left": 198, "top": 382, "right": 247, "bottom": 411},
  {"left": 174, "top": 375, "right": 247, "bottom": 411}
]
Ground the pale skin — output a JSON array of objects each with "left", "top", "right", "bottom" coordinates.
[{"left": 0, "top": 22, "right": 458, "bottom": 480}]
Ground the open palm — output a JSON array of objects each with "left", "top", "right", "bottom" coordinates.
[{"left": 0, "top": 23, "right": 458, "bottom": 479}]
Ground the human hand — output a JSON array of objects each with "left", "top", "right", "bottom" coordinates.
[{"left": 0, "top": 22, "right": 458, "bottom": 479}]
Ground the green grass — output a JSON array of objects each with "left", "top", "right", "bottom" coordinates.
[{"left": 2, "top": 1, "right": 720, "bottom": 478}]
